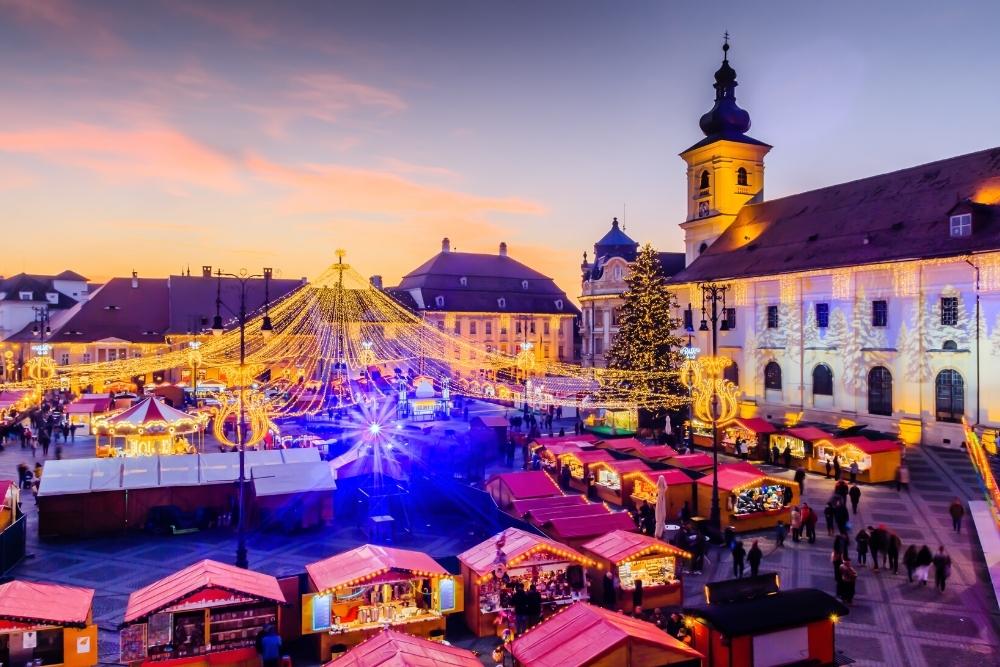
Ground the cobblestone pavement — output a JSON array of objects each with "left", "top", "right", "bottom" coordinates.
[{"left": 2, "top": 424, "right": 998, "bottom": 666}]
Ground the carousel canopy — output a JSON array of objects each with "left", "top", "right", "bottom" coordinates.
[
  {"left": 99, "top": 396, "right": 203, "bottom": 434},
  {"left": 124, "top": 559, "right": 285, "bottom": 624},
  {"left": 511, "top": 602, "right": 702, "bottom": 667},
  {"left": 0, "top": 580, "right": 94, "bottom": 627},
  {"left": 328, "top": 629, "right": 482, "bottom": 667},
  {"left": 307, "top": 545, "right": 448, "bottom": 593},
  {"left": 582, "top": 529, "right": 691, "bottom": 563},
  {"left": 458, "top": 527, "right": 592, "bottom": 577}
]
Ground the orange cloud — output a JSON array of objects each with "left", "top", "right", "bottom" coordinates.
[{"left": 0, "top": 124, "right": 241, "bottom": 194}]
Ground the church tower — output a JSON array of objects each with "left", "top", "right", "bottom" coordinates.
[{"left": 680, "top": 38, "right": 771, "bottom": 266}]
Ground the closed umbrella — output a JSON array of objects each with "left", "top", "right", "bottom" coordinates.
[{"left": 654, "top": 474, "right": 668, "bottom": 539}]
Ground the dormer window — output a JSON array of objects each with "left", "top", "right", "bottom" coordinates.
[
  {"left": 737, "top": 167, "right": 748, "bottom": 186},
  {"left": 434, "top": 295, "right": 445, "bottom": 308},
  {"left": 19, "top": 291, "right": 32, "bottom": 301},
  {"left": 554, "top": 299, "right": 564, "bottom": 311},
  {"left": 497, "top": 297, "right": 507, "bottom": 309},
  {"left": 521, "top": 280, "right": 529, "bottom": 290},
  {"left": 459, "top": 276, "right": 468, "bottom": 286},
  {"left": 699, "top": 170, "right": 710, "bottom": 190},
  {"left": 613, "top": 266, "right": 623, "bottom": 280},
  {"left": 949, "top": 213, "right": 972, "bottom": 237},
  {"left": 46, "top": 292, "right": 58, "bottom": 304}
]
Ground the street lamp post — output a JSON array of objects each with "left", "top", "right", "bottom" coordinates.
[
  {"left": 698, "top": 282, "right": 730, "bottom": 532},
  {"left": 212, "top": 268, "right": 274, "bottom": 569}
]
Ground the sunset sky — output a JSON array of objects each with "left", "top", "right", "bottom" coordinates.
[{"left": 1, "top": 0, "right": 998, "bottom": 297}]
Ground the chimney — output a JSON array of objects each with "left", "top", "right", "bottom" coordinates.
[
  {"left": 441, "top": 238, "right": 451, "bottom": 253},
  {"left": 131, "top": 271, "right": 139, "bottom": 289},
  {"left": 370, "top": 275, "right": 384, "bottom": 290},
  {"left": 499, "top": 242, "right": 508, "bottom": 257},
  {"left": 202, "top": 265, "right": 212, "bottom": 278}
]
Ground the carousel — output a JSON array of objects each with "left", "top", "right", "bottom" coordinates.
[{"left": 93, "top": 397, "right": 208, "bottom": 457}]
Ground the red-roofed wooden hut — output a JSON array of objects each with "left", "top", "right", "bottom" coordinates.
[
  {"left": 696, "top": 465, "right": 798, "bottom": 532},
  {"left": 594, "top": 437, "right": 645, "bottom": 455},
  {"left": 509, "top": 495, "right": 588, "bottom": 519},
  {"left": 325, "top": 629, "right": 481, "bottom": 667},
  {"left": 628, "top": 469, "right": 695, "bottom": 515},
  {"left": 510, "top": 602, "right": 702, "bottom": 667},
  {"left": 586, "top": 459, "right": 650, "bottom": 506},
  {"left": 665, "top": 453, "right": 715, "bottom": 473},
  {"left": 555, "top": 449, "right": 614, "bottom": 492},
  {"left": 722, "top": 417, "right": 778, "bottom": 459},
  {"left": 0, "top": 580, "right": 97, "bottom": 667},
  {"left": 485, "top": 471, "right": 562, "bottom": 510},
  {"left": 581, "top": 530, "right": 691, "bottom": 609},
  {"left": 529, "top": 436, "right": 597, "bottom": 473},
  {"left": 634, "top": 444, "right": 679, "bottom": 463},
  {"left": 770, "top": 425, "right": 837, "bottom": 464},
  {"left": 809, "top": 436, "right": 902, "bottom": 483},
  {"left": 457, "top": 528, "right": 594, "bottom": 637},
  {"left": 303, "top": 545, "right": 461, "bottom": 659},
  {"left": 543, "top": 511, "right": 638, "bottom": 548},
  {"left": 120, "top": 559, "right": 286, "bottom": 667}
]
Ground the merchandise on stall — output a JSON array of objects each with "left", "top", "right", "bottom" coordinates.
[
  {"left": 0, "top": 580, "right": 98, "bottom": 667},
  {"left": 696, "top": 464, "right": 798, "bottom": 532},
  {"left": 810, "top": 437, "right": 902, "bottom": 483},
  {"left": 770, "top": 426, "right": 835, "bottom": 461},
  {"left": 721, "top": 418, "right": 777, "bottom": 458},
  {"left": 582, "top": 529, "right": 691, "bottom": 608},
  {"left": 628, "top": 469, "right": 694, "bottom": 513}
]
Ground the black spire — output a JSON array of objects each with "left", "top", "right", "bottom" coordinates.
[{"left": 698, "top": 34, "right": 752, "bottom": 138}]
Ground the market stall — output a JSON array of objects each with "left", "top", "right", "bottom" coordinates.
[
  {"left": 769, "top": 425, "right": 836, "bottom": 465},
  {"left": 458, "top": 527, "right": 594, "bottom": 637},
  {"left": 485, "top": 471, "right": 562, "bottom": 511},
  {"left": 581, "top": 407, "right": 638, "bottom": 437},
  {"left": 582, "top": 530, "right": 691, "bottom": 610},
  {"left": 0, "top": 580, "right": 98, "bottom": 667},
  {"left": 555, "top": 450, "right": 614, "bottom": 492},
  {"left": 688, "top": 417, "right": 714, "bottom": 447},
  {"left": 541, "top": 511, "right": 638, "bottom": 549},
  {"left": 508, "top": 495, "right": 589, "bottom": 520},
  {"left": 510, "top": 602, "right": 702, "bottom": 667},
  {"left": 665, "top": 453, "right": 715, "bottom": 473},
  {"left": 529, "top": 436, "right": 597, "bottom": 473},
  {"left": 588, "top": 458, "right": 651, "bottom": 506},
  {"left": 251, "top": 461, "right": 336, "bottom": 531},
  {"left": 64, "top": 394, "right": 113, "bottom": 435},
  {"left": 696, "top": 465, "right": 798, "bottom": 532},
  {"left": 594, "top": 437, "right": 645, "bottom": 456},
  {"left": 808, "top": 437, "right": 902, "bottom": 483},
  {"left": 93, "top": 397, "right": 208, "bottom": 458},
  {"left": 722, "top": 417, "right": 778, "bottom": 459},
  {"left": 634, "top": 444, "right": 679, "bottom": 464},
  {"left": 302, "top": 545, "right": 461, "bottom": 659},
  {"left": 120, "top": 559, "right": 286, "bottom": 667},
  {"left": 329, "top": 629, "right": 481, "bottom": 667},
  {"left": 628, "top": 469, "right": 694, "bottom": 515}
]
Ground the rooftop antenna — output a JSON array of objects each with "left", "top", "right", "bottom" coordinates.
[{"left": 622, "top": 202, "right": 626, "bottom": 232}]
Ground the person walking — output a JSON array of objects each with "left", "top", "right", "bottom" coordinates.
[
  {"left": 748, "top": 540, "right": 763, "bottom": 577},
  {"left": 804, "top": 504, "right": 818, "bottom": 544},
  {"left": 869, "top": 525, "right": 888, "bottom": 572},
  {"left": 903, "top": 544, "right": 919, "bottom": 582},
  {"left": 631, "top": 579, "right": 644, "bottom": 613},
  {"left": 856, "top": 528, "right": 870, "bottom": 566},
  {"left": 794, "top": 466, "right": 806, "bottom": 494},
  {"left": 602, "top": 571, "right": 618, "bottom": 608},
  {"left": 732, "top": 540, "right": 746, "bottom": 579},
  {"left": 832, "top": 548, "right": 844, "bottom": 598},
  {"left": 825, "top": 456, "right": 832, "bottom": 478},
  {"left": 840, "top": 558, "right": 858, "bottom": 604},
  {"left": 833, "top": 533, "right": 845, "bottom": 561},
  {"left": 790, "top": 505, "right": 802, "bottom": 543},
  {"left": 849, "top": 461, "right": 859, "bottom": 484},
  {"left": 932, "top": 546, "right": 952, "bottom": 593},
  {"left": 949, "top": 498, "right": 965, "bottom": 533},
  {"left": 775, "top": 520, "right": 787, "bottom": 547},
  {"left": 887, "top": 531, "right": 901, "bottom": 574},
  {"left": 915, "top": 545, "right": 933, "bottom": 585},
  {"left": 833, "top": 455, "right": 841, "bottom": 481},
  {"left": 833, "top": 500, "right": 850, "bottom": 536},
  {"left": 824, "top": 502, "right": 836, "bottom": 537},
  {"left": 255, "top": 624, "right": 282, "bottom": 667},
  {"left": 849, "top": 483, "right": 861, "bottom": 515}
]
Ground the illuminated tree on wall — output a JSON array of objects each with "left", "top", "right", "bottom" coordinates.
[{"left": 604, "top": 243, "right": 686, "bottom": 425}]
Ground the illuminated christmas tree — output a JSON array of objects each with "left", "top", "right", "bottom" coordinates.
[{"left": 604, "top": 243, "right": 687, "bottom": 424}]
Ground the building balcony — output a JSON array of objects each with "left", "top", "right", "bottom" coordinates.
[{"left": 735, "top": 185, "right": 754, "bottom": 195}]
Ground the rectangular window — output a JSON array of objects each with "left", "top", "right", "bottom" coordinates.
[
  {"left": 469, "top": 321, "right": 477, "bottom": 335},
  {"left": 543, "top": 321, "right": 550, "bottom": 335},
  {"left": 683, "top": 308, "right": 694, "bottom": 332},
  {"left": 872, "top": 300, "right": 888, "bottom": 327},
  {"left": 82, "top": 353, "right": 91, "bottom": 363},
  {"left": 485, "top": 321, "right": 492, "bottom": 336},
  {"left": 500, "top": 344, "right": 508, "bottom": 354},
  {"left": 940, "top": 297, "right": 959, "bottom": 326},
  {"left": 19, "top": 291, "right": 32, "bottom": 300},
  {"left": 59, "top": 353, "right": 69, "bottom": 365},
  {"left": 766, "top": 305, "right": 779, "bottom": 329},
  {"left": 949, "top": 213, "right": 972, "bottom": 237},
  {"left": 611, "top": 308, "right": 621, "bottom": 326},
  {"left": 516, "top": 321, "right": 522, "bottom": 335},
  {"left": 594, "top": 339, "right": 604, "bottom": 355},
  {"left": 815, "top": 303, "right": 829, "bottom": 328},
  {"left": 453, "top": 320, "right": 461, "bottom": 334},
  {"left": 543, "top": 343, "right": 551, "bottom": 358},
  {"left": 500, "top": 322, "right": 507, "bottom": 335},
  {"left": 529, "top": 321, "right": 535, "bottom": 335},
  {"left": 724, "top": 307, "right": 737, "bottom": 330}
]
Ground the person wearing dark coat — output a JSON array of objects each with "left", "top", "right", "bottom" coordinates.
[
  {"left": 848, "top": 483, "right": 862, "bottom": 515},
  {"left": 833, "top": 501, "right": 850, "bottom": 535},
  {"left": 932, "top": 547, "right": 952, "bottom": 592},
  {"left": 916, "top": 545, "right": 934, "bottom": 585},
  {"left": 602, "top": 571, "right": 617, "bottom": 608},
  {"left": 632, "top": 579, "right": 644, "bottom": 612},
  {"left": 803, "top": 504, "right": 819, "bottom": 543},
  {"left": 835, "top": 480, "right": 850, "bottom": 502},
  {"left": 747, "top": 541, "right": 763, "bottom": 577},
  {"left": 903, "top": 544, "right": 919, "bottom": 582},
  {"left": 832, "top": 549, "right": 844, "bottom": 598},
  {"left": 732, "top": 541, "right": 746, "bottom": 578},
  {"left": 771, "top": 444, "right": 779, "bottom": 465},
  {"left": 839, "top": 558, "right": 858, "bottom": 604},
  {"left": 825, "top": 457, "right": 833, "bottom": 478},
  {"left": 887, "top": 532, "right": 902, "bottom": 574},
  {"left": 794, "top": 467, "right": 806, "bottom": 494},
  {"left": 869, "top": 526, "right": 889, "bottom": 572},
  {"left": 856, "top": 528, "right": 870, "bottom": 565},
  {"left": 783, "top": 445, "right": 792, "bottom": 468},
  {"left": 949, "top": 498, "right": 965, "bottom": 533},
  {"left": 833, "top": 456, "right": 842, "bottom": 481},
  {"left": 824, "top": 503, "right": 836, "bottom": 537}
]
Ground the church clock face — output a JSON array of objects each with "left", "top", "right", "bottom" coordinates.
[{"left": 698, "top": 201, "right": 709, "bottom": 218}]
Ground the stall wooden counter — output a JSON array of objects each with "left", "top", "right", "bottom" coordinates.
[
  {"left": 581, "top": 530, "right": 691, "bottom": 610},
  {"left": 809, "top": 437, "right": 902, "bottom": 483},
  {"left": 458, "top": 528, "right": 595, "bottom": 637},
  {"left": 302, "top": 545, "right": 462, "bottom": 660},
  {"left": 588, "top": 459, "right": 651, "bottom": 506},
  {"left": 0, "top": 580, "right": 98, "bottom": 667},
  {"left": 628, "top": 469, "right": 694, "bottom": 515},
  {"left": 696, "top": 465, "right": 798, "bottom": 532},
  {"left": 555, "top": 450, "right": 614, "bottom": 492},
  {"left": 120, "top": 559, "right": 286, "bottom": 667}
]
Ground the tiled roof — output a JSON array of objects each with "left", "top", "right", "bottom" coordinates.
[
  {"left": 0, "top": 273, "right": 79, "bottom": 309},
  {"left": 54, "top": 270, "right": 88, "bottom": 281},
  {"left": 672, "top": 147, "right": 1000, "bottom": 283},
  {"left": 49, "top": 277, "right": 169, "bottom": 343},
  {"left": 165, "top": 274, "right": 303, "bottom": 335}
]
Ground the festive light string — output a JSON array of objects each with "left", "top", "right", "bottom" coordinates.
[{"left": 6, "top": 255, "right": 690, "bottom": 412}]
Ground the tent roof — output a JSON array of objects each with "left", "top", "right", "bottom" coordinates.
[
  {"left": 0, "top": 581, "right": 94, "bottom": 626},
  {"left": 511, "top": 602, "right": 702, "bottom": 667},
  {"left": 685, "top": 588, "right": 848, "bottom": 636},
  {"left": 581, "top": 529, "right": 691, "bottom": 563},
  {"left": 37, "top": 458, "right": 99, "bottom": 496},
  {"left": 124, "top": 559, "right": 285, "bottom": 623},
  {"left": 252, "top": 461, "right": 336, "bottom": 497},
  {"left": 104, "top": 396, "right": 195, "bottom": 427},
  {"left": 826, "top": 437, "right": 902, "bottom": 454},
  {"left": 545, "top": 512, "right": 637, "bottom": 540},
  {"left": 328, "top": 629, "right": 481, "bottom": 667},
  {"left": 486, "top": 471, "right": 561, "bottom": 500},
  {"left": 734, "top": 417, "right": 778, "bottom": 434},
  {"left": 458, "top": 527, "right": 592, "bottom": 576},
  {"left": 307, "top": 545, "right": 447, "bottom": 593},
  {"left": 121, "top": 457, "right": 160, "bottom": 490}
]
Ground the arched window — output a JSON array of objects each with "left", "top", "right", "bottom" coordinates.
[
  {"left": 867, "top": 366, "right": 893, "bottom": 416},
  {"left": 723, "top": 361, "right": 739, "bottom": 385},
  {"left": 942, "top": 340, "right": 958, "bottom": 351},
  {"left": 434, "top": 295, "right": 445, "bottom": 308},
  {"left": 699, "top": 242, "right": 708, "bottom": 255},
  {"left": 935, "top": 369, "right": 964, "bottom": 423},
  {"left": 737, "top": 167, "right": 748, "bottom": 186},
  {"left": 812, "top": 364, "right": 833, "bottom": 396},
  {"left": 699, "top": 170, "right": 710, "bottom": 190},
  {"left": 764, "top": 361, "right": 782, "bottom": 391}
]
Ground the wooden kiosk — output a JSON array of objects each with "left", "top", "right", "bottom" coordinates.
[
  {"left": 302, "top": 545, "right": 461, "bottom": 660},
  {"left": 697, "top": 465, "right": 798, "bottom": 532},
  {"left": 485, "top": 471, "right": 562, "bottom": 510},
  {"left": 594, "top": 437, "right": 645, "bottom": 456},
  {"left": 458, "top": 528, "right": 594, "bottom": 637},
  {"left": 120, "top": 559, "right": 286, "bottom": 667},
  {"left": 581, "top": 530, "right": 691, "bottom": 610},
  {"left": 769, "top": 426, "right": 836, "bottom": 465},
  {"left": 633, "top": 445, "right": 678, "bottom": 464},
  {"left": 722, "top": 418, "right": 778, "bottom": 459},
  {"left": 809, "top": 437, "right": 902, "bottom": 483},
  {"left": 589, "top": 458, "right": 651, "bottom": 506},
  {"left": 0, "top": 580, "right": 98, "bottom": 667},
  {"left": 628, "top": 469, "right": 694, "bottom": 514},
  {"left": 665, "top": 453, "right": 714, "bottom": 473},
  {"left": 555, "top": 450, "right": 614, "bottom": 492}
]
